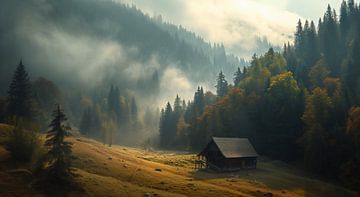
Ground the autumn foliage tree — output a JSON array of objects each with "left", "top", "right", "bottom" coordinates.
[
  {"left": 157, "top": 0, "right": 360, "bottom": 188},
  {"left": 340, "top": 107, "right": 360, "bottom": 188},
  {"left": 301, "top": 88, "right": 335, "bottom": 174}
]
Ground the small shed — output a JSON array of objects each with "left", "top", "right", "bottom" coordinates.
[{"left": 196, "top": 137, "right": 258, "bottom": 171}]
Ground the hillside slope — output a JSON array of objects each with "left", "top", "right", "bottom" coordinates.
[
  {"left": 0, "top": 124, "right": 357, "bottom": 197},
  {"left": 69, "top": 138, "right": 357, "bottom": 197}
]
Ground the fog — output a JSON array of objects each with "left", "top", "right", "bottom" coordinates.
[
  {"left": 121, "top": 0, "right": 348, "bottom": 58},
  {"left": 0, "top": 0, "right": 227, "bottom": 146},
  {"left": 0, "top": 0, "right": 209, "bottom": 97}
]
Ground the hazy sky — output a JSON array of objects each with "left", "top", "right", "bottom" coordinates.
[{"left": 120, "top": 0, "right": 346, "bottom": 55}]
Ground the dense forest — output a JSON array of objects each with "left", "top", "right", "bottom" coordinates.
[
  {"left": 0, "top": 0, "right": 258, "bottom": 146},
  {"left": 1, "top": 0, "right": 360, "bottom": 193},
  {"left": 159, "top": 0, "right": 360, "bottom": 189}
]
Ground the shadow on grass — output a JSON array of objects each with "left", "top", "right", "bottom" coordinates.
[
  {"left": 191, "top": 161, "right": 358, "bottom": 197},
  {"left": 32, "top": 171, "right": 86, "bottom": 197}
]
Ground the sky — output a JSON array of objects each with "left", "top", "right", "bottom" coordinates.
[{"left": 120, "top": 0, "right": 345, "bottom": 56}]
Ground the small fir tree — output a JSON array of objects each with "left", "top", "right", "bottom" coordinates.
[{"left": 44, "top": 104, "right": 72, "bottom": 180}]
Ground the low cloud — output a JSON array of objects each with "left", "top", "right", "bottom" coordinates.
[
  {"left": 121, "top": 0, "right": 300, "bottom": 57},
  {"left": 158, "top": 67, "right": 194, "bottom": 107},
  {"left": 121, "top": 0, "right": 350, "bottom": 58}
]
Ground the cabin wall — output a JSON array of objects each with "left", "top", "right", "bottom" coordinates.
[
  {"left": 224, "top": 157, "right": 257, "bottom": 169},
  {"left": 205, "top": 143, "right": 225, "bottom": 168},
  {"left": 205, "top": 157, "right": 257, "bottom": 171}
]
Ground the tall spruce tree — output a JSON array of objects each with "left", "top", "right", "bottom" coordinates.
[
  {"left": 79, "top": 107, "right": 91, "bottom": 136},
  {"left": 193, "top": 87, "right": 205, "bottom": 116},
  {"left": 107, "top": 85, "right": 122, "bottom": 124},
  {"left": 295, "top": 19, "right": 304, "bottom": 58},
  {"left": 44, "top": 104, "right": 72, "bottom": 180},
  {"left": 130, "top": 96, "right": 138, "bottom": 128},
  {"left": 159, "top": 102, "right": 174, "bottom": 147},
  {"left": 233, "top": 67, "right": 243, "bottom": 86},
  {"left": 173, "top": 94, "right": 182, "bottom": 114},
  {"left": 216, "top": 71, "right": 228, "bottom": 97},
  {"left": 7, "top": 60, "right": 33, "bottom": 120}
]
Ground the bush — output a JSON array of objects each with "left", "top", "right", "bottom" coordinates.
[{"left": 5, "top": 119, "right": 40, "bottom": 162}]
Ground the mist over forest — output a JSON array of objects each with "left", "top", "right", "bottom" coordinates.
[
  {"left": 0, "top": 0, "right": 261, "bottom": 97},
  {"left": 0, "top": 0, "right": 263, "bottom": 144},
  {"left": 1, "top": 0, "right": 360, "bottom": 196}
]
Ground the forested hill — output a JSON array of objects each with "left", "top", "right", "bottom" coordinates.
[
  {"left": 153, "top": 15, "right": 278, "bottom": 66},
  {"left": 159, "top": 0, "right": 360, "bottom": 190},
  {"left": 0, "top": 0, "right": 253, "bottom": 96}
]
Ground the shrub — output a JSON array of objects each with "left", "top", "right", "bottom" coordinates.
[{"left": 5, "top": 119, "right": 40, "bottom": 162}]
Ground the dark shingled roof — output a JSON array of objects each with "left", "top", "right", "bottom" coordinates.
[{"left": 201, "top": 137, "right": 258, "bottom": 158}]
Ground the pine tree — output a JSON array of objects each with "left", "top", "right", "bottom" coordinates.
[
  {"left": 172, "top": 95, "right": 182, "bottom": 130},
  {"left": 295, "top": 19, "right": 304, "bottom": 57},
  {"left": 320, "top": 5, "right": 341, "bottom": 75},
  {"left": 44, "top": 104, "right": 72, "bottom": 180},
  {"left": 308, "top": 21, "right": 320, "bottom": 65},
  {"left": 7, "top": 60, "right": 33, "bottom": 120},
  {"left": 159, "top": 102, "right": 174, "bottom": 147},
  {"left": 107, "top": 85, "right": 122, "bottom": 124},
  {"left": 233, "top": 67, "right": 243, "bottom": 86},
  {"left": 348, "top": 0, "right": 355, "bottom": 14},
  {"left": 130, "top": 96, "right": 138, "bottom": 128},
  {"left": 107, "top": 85, "right": 114, "bottom": 114},
  {"left": 344, "top": 37, "right": 360, "bottom": 105},
  {"left": 242, "top": 66, "right": 248, "bottom": 76},
  {"left": 193, "top": 87, "right": 205, "bottom": 116},
  {"left": 216, "top": 71, "right": 228, "bottom": 97},
  {"left": 80, "top": 107, "right": 91, "bottom": 136},
  {"left": 173, "top": 94, "right": 182, "bottom": 114},
  {"left": 340, "top": 0, "right": 349, "bottom": 43},
  {"left": 182, "top": 99, "right": 186, "bottom": 111}
]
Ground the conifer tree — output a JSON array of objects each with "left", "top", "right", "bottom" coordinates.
[
  {"left": 107, "top": 85, "right": 122, "bottom": 124},
  {"left": 216, "top": 71, "right": 228, "bottom": 97},
  {"left": 173, "top": 94, "right": 182, "bottom": 114},
  {"left": 295, "top": 19, "right": 304, "bottom": 57},
  {"left": 107, "top": 85, "right": 114, "bottom": 114},
  {"left": 159, "top": 102, "right": 174, "bottom": 147},
  {"left": 233, "top": 67, "right": 243, "bottom": 86},
  {"left": 182, "top": 99, "right": 186, "bottom": 111},
  {"left": 172, "top": 95, "right": 182, "bottom": 130},
  {"left": 44, "top": 104, "right": 72, "bottom": 180},
  {"left": 130, "top": 96, "right": 138, "bottom": 128},
  {"left": 193, "top": 87, "right": 205, "bottom": 116},
  {"left": 340, "top": 0, "right": 349, "bottom": 43},
  {"left": 80, "top": 108, "right": 91, "bottom": 136},
  {"left": 7, "top": 60, "right": 33, "bottom": 120}
]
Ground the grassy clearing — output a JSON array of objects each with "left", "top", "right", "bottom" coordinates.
[
  {"left": 0, "top": 124, "right": 358, "bottom": 196},
  {"left": 69, "top": 137, "right": 357, "bottom": 197}
]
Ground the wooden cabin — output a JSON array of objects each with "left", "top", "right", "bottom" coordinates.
[{"left": 196, "top": 137, "right": 258, "bottom": 171}]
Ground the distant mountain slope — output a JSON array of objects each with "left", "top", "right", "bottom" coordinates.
[{"left": 0, "top": 0, "right": 250, "bottom": 96}]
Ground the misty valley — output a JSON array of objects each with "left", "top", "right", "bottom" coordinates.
[{"left": 1, "top": 0, "right": 360, "bottom": 196}]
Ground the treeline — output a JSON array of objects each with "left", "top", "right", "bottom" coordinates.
[
  {"left": 159, "top": 1, "right": 360, "bottom": 189},
  {"left": 0, "top": 61, "right": 159, "bottom": 147},
  {"left": 152, "top": 15, "right": 249, "bottom": 77},
  {"left": 78, "top": 85, "right": 158, "bottom": 146}
]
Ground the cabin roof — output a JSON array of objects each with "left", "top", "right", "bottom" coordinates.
[{"left": 199, "top": 137, "right": 258, "bottom": 158}]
